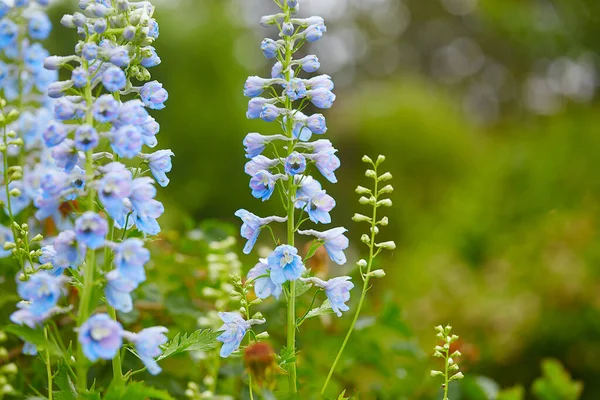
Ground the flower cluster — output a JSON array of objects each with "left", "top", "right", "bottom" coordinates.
[
  {"left": 431, "top": 325, "right": 465, "bottom": 400},
  {"left": 222, "top": 0, "right": 352, "bottom": 394},
  {"left": 6, "top": 0, "right": 173, "bottom": 388}
]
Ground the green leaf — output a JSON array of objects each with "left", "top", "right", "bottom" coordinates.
[
  {"left": 4, "top": 324, "right": 63, "bottom": 357},
  {"left": 304, "top": 299, "right": 335, "bottom": 319},
  {"left": 104, "top": 382, "right": 174, "bottom": 400},
  {"left": 532, "top": 359, "right": 583, "bottom": 400},
  {"left": 337, "top": 390, "right": 350, "bottom": 400},
  {"left": 157, "top": 329, "right": 218, "bottom": 361},
  {"left": 277, "top": 346, "right": 297, "bottom": 367},
  {"left": 303, "top": 240, "right": 323, "bottom": 260},
  {"left": 53, "top": 360, "right": 77, "bottom": 400},
  {"left": 294, "top": 279, "right": 312, "bottom": 298},
  {"left": 497, "top": 386, "right": 525, "bottom": 400}
]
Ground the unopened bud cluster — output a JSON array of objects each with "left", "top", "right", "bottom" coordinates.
[
  {"left": 353, "top": 154, "right": 395, "bottom": 280},
  {"left": 431, "top": 325, "right": 464, "bottom": 400}
]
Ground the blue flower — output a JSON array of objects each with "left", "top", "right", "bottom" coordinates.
[
  {"left": 271, "top": 61, "right": 283, "bottom": 78},
  {"left": 54, "top": 98, "right": 79, "bottom": 121},
  {"left": 246, "top": 97, "right": 272, "bottom": 119},
  {"left": 249, "top": 170, "right": 280, "bottom": 201},
  {"left": 24, "top": 43, "right": 49, "bottom": 71},
  {"left": 267, "top": 245, "right": 305, "bottom": 284},
  {"left": 75, "top": 212, "right": 108, "bottom": 249},
  {"left": 109, "top": 47, "right": 130, "bottom": 67},
  {"left": 148, "top": 19, "right": 159, "bottom": 39},
  {"left": 114, "top": 238, "right": 150, "bottom": 285},
  {"left": 82, "top": 43, "right": 98, "bottom": 60},
  {"left": 248, "top": 259, "right": 282, "bottom": 299},
  {"left": 78, "top": 314, "right": 123, "bottom": 362},
  {"left": 105, "top": 270, "right": 137, "bottom": 313},
  {"left": 75, "top": 124, "right": 99, "bottom": 151},
  {"left": 102, "top": 66, "right": 126, "bottom": 92},
  {"left": 298, "top": 55, "right": 320, "bottom": 73},
  {"left": 306, "top": 74, "right": 334, "bottom": 91},
  {"left": 298, "top": 227, "right": 349, "bottom": 265},
  {"left": 216, "top": 312, "right": 250, "bottom": 358},
  {"left": 307, "top": 88, "right": 336, "bottom": 109},
  {"left": 285, "top": 78, "right": 307, "bottom": 101},
  {"left": 128, "top": 327, "right": 168, "bottom": 375},
  {"left": 307, "top": 147, "right": 341, "bottom": 183},
  {"left": 111, "top": 124, "right": 143, "bottom": 158},
  {"left": 303, "top": 23, "right": 327, "bottom": 42},
  {"left": 10, "top": 303, "right": 55, "bottom": 329},
  {"left": 28, "top": 11, "right": 52, "bottom": 40},
  {"left": 281, "top": 22, "right": 294, "bottom": 36},
  {"left": 234, "top": 209, "right": 286, "bottom": 254},
  {"left": 140, "top": 81, "right": 168, "bottom": 110},
  {"left": 260, "top": 104, "right": 285, "bottom": 122},
  {"left": 261, "top": 38, "right": 279, "bottom": 59},
  {"left": 52, "top": 230, "right": 85, "bottom": 269},
  {"left": 285, "top": 151, "right": 306, "bottom": 176},
  {"left": 141, "top": 46, "right": 161, "bottom": 68},
  {"left": 295, "top": 175, "right": 322, "bottom": 209},
  {"left": 93, "top": 94, "right": 120, "bottom": 123},
  {"left": 307, "top": 190, "right": 335, "bottom": 224},
  {"left": 0, "top": 225, "right": 13, "bottom": 259},
  {"left": 22, "top": 341, "right": 37, "bottom": 355},
  {"left": 129, "top": 178, "right": 164, "bottom": 235},
  {"left": 305, "top": 276, "right": 353, "bottom": 317},
  {"left": 17, "top": 272, "right": 66, "bottom": 317},
  {"left": 98, "top": 162, "right": 133, "bottom": 223},
  {"left": 142, "top": 150, "right": 174, "bottom": 187},
  {"left": 51, "top": 139, "right": 79, "bottom": 172},
  {"left": 244, "top": 76, "right": 277, "bottom": 98},
  {"left": 0, "top": 19, "right": 18, "bottom": 49},
  {"left": 116, "top": 100, "right": 149, "bottom": 125}
]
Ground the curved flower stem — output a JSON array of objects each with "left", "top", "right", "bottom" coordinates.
[{"left": 321, "top": 165, "right": 380, "bottom": 395}]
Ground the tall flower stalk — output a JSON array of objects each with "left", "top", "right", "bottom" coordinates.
[
  {"left": 6, "top": 0, "right": 174, "bottom": 397},
  {"left": 220, "top": 0, "right": 352, "bottom": 396}
]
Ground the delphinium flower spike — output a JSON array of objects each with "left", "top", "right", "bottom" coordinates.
[
  {"left": 431, "top": 325, "right": 464, "bottom": 400},
  {"left": 225, "top": 0, "right": 350, "bottom": 395},
  {"left": 14, "top": 0, "right": 175, "bottom": 394},
  {"left": 321, "top": 155, "right": 395, "bottom": 395}
]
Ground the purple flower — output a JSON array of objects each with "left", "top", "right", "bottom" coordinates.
[
  {"left": 285, "top": 151, "right": 306, "bottom": 176},
  {"left": 79, "top": 314, "right": 123, "bottom": 362},
  {"left": 267, "top": 245, "right": 305, "bottom": 285},
  {"left": 248, "top": 259, "right": 282, "bottom": 299},
  {"left": 305, "top": 276, "right": 353, "bottom": 317},
  {"left": 142, "top": 150, "right": 174, "bottom": 187},
  {"left": 234, "top": 209, "right": 286, "bottom": 254},
  {"left": 307, "top": 88, "right": 336, "bottom": 109},
  {"left": 249, "top": 170, "right": 281, "bottom": 201},
  {"left": 102, "top": 66, "right": 126, "bottom": 92},
  {"left": 75, "top": 212, "right": 108, "bottom": 249},
  {"left": 128, "top": 327, "right": 168, "bottom": 375},
  {"left": 75, "top": 124, "right": 99, "bottom": 151},
  {"left": 298, "top": 227, "right": 349, "bottom": 265},
  {"left": 307, "top": 190, "right": 335, "bottom": 224},
  {"left": 140, "top": 81, "right": 168, "bottom": 110},
  {"left": 243, "top": 133, "right": 289, "bottom": 159},
  {"left": 295, "top": 175, "right": 322, "bottom": 209},
  {"left": 111, "top": 125, "right": 143, "bottom": 158},
  {"left": 216, "top": 312, "right": 250, "bottom": 358},
  {"left": 307, "top": 147, "right": 341, "bottom": 183}
]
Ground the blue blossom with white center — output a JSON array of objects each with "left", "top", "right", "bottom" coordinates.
[
  {"left": 28, "top": 10, "right": 51, "bottom": 40},
  {"left": 140, "top": 81, "right": 168, "bottom": 110},
  {"left": 248, "top": 259, "right": 282, "bottom": 299},
  {"left": 52, "top": 230, "right": 85, "bottom": 269},
  {"left": 216, "top": 312, "right": 251, "bottom": 358},
  {"left": 142, "top": 149, "right": 174, "bottom": 187},
  {"left": 75, "top": 211, "right": 108, "bottom": 249},
  {"left": 298, "top": 227, "right": 349, "bottom": 265},
  {"left": 267, "top": 244, "right": 305, "bottom": 285},
  {"left": 303, "top": 276, "right": 354, "bottom": 317},
  {"left": 111, "top": 124, "right": 143, "bottom": 158},
  {"left": 126, "top": 327, "right": 168, "bottom": 375},
  {"left": 102, "top": 65, "right": 126, "bottom": 92},
  {"left": 17, "top": 272, "right": 67, "bottom": 317},
  {"left": 113, "top": 238, "right": 150, "bottom": 285},
  {"left": 285, "top": 151, "right": 306, "bottom": 176},
  {"left": 74, "top": 124, "right": 99, "bottom": 151},
  {"left": 235, "top": 209, "right": 286, "bottom": 254},
  {"left": 78, "top": 314, "right": 123, "bottom": 362},
  {"left": 92, "top": 94, "right": 119, "bottom": 123},
  {"left": 249, "top": 170, "right": 283, "bottom": 201}
]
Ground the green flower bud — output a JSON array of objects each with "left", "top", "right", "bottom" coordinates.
[
  {"left": 355, "top": 186, "right": 371, "bottom": 195},
  {"left": 377, "top": 199, "right": 392, "bottom": 207},
  {"left": 376, "top": 241, "right": 396, "bottom": 250},
  {"left": 376, "top": 155, "right": 386, "bottom": 165},
  {"left": 1, "top": 363, "right": 17, "bottom": 375},
  {"left": 379, "top": 184, "right": 394, "bottom": 194},
  {"left": 31, "top": 234, "right": 44, "bottom": 242},
  {"left": 450, "top": 372, "right": 464, "bottom": 381},
  {"left": 255, "top": 331, "right": 270, "bottom": 340},
  {"left": 370, "top": 226, "right": 379, "bottom": 234},
  {"left": 239, "top": 307, "right": 247, "bottom": 314},
  {"left": 368, "top": 269, "right": 386, "bottom": 278},
  {"left": 378, "top": 172, "right": 393, "bottom": 181},
  {"left": 352, "top": 213, "right": 371, "bottom": 223},
  {"left": 6, "top": 109, "right": 19, "bottom": 123},
  {"left": 430, "top": 370, "right": 444, "bottom": 378},
  {"left": 9, "top": 188, "right": 21, "bottom": 197},
  {"left": 251, "top": 312, "right": 264, "bottom": 320},
  {"left": 365, "top": 169, "right": 377, "bottom": 178},
  {"left": 0, "top": 331, "right": 6, "bottom": 342},
  {"left": 360, "top": 234, "right": 370, "bottom": 244},
  {"left": 378, "top": 216, "right": 389, "bottom": 226},
  {"left": 357, "top": 259, "right": 367, "bottom": 268},
  {"left": 3, "top": 242, "right": 15, "bottom": 250},
  {"left": 361, "top": 155, "right": 373, "bottom": 164}
]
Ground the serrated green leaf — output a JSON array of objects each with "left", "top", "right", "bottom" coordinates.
[
  {"left": 104, "top": 382, "right": 174, "bottom": 400},
  {"left": 157, "top": 329, "right": 218, "bottom": 361},
  {"left": 53, "top": 359, "right": 77, "bottom": 400},
  {"left": 304, "top": 299, "right": 335, "bottom": 319},
  {"left": 4, "top": 324, "right": 63, "bottom": 357}
]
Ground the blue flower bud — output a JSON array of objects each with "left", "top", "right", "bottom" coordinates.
[
  {"left": 102, "top": 66, "right": 126, "bottom": 92},
  {"left": 307, "top": 88, "right": 336, "bottom": 109},
  {"left": 148, "top": 19, "right": 159, "bottom": 39},
  {"left": 72, "top": 12, "right": 86, "bottom": 28},
  {"left": 303, "top": 23, "right": 327, "bottom": 42},
  {"left": 75, "top": 125, "right": 99, "bottom": 151},
  {"left": 47, "top": 80, "right": 73, "bottom": 99},
  {"left": 54, "top": 98, "right": 79, "bottom": 121},
  {"left": 90, "top": 4, "right": 111, "bottom": 18},
  {"left": 140, "top": 81, "right": 168, "bottom": 110},
  {"left": 0, "top": 2, "right": 9, "bottom": 19},
  {"left": 93, "top": 19, "right": 108, "bottom": 34},
  {"left": 271, "top": 61, "right": 284, "bottom": 79},
  {"left": 285, "top": 151, "right": 306, "bottom": 176},
  {"left": 141, "top": 46, "right": 161, "bottom": 68},
  {"left": 299, "top": 55, "right": 320, "bottom": 73},
  {"left": 93, "top": 94, "right": 120, "bottom": 123},
  {"left": 307, "top": 74, "right": 334, "bottom": 90},
  {"left": 109, "top": 47, "right": 130, "bottom": 67},
  {"left": 123, "top": 25, "right": 136, "bottom": 40},
  {"left": 306, "top": 113, "right": 327, "bottom": 134},
  {"left": 0, "top": 20, "right": 18, "bottom": 49},
  {"left": 246, "top": 98, "right": 271, "bottom": 119},
  {"left": 82, "top": 43, "right": 98, "bottom": 61},
  {"left": 260, "top": 38, "right": 278, "bottom": 59},
  {"left": 287, "top": 0, "right": 299, "bottom": 7},
  {"left": 244, "top": 76, "right": 271, "bottom": 98},
  {"left": 281, "top": 22, "right": 294, "bottom": 36},
  {"left": 260, "top": 104, "right": 284, "bottom": 122},
  {"left": 111, "top": 124, "right": 143, "bottom": 158},
  {"left": 116, "top": 0, "right": 129, "bottom": 12},
  {"left": 60, "top": 15, "right": 76, "bottom": 28}
]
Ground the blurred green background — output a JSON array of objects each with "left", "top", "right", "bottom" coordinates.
[{"left": 45, "top": 0, "right": 600, "bottom": 398}]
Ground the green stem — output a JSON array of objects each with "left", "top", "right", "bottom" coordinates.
[
  {"left": 248, "top": 372, "right": 255, "bottom": 400},
  {"left": 76, "top": 56, "right": 96, "bottom": 395},
  {"left": 321, "top": 164, "right": 379, "bottom": 395},
  {"left": 443, "top": 347, "right": 450, "bottom": 400},
  {"left": 45, "top": 327, "right": 53, "bottom": 400}
]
